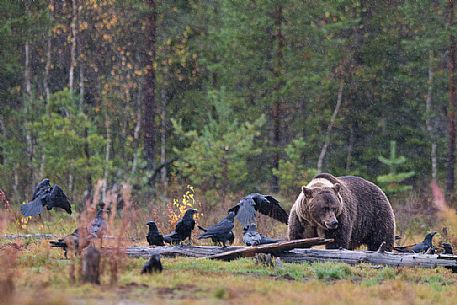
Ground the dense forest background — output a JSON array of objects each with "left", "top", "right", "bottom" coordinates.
[{"left": 1, "top": 0, "right": 457, "bottom": 215}]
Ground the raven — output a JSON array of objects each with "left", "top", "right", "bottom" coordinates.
[
  {"left": 442, "top": 242, "right": 453, "bottom": 255},
  {"left": 146, "top": 221, "right": 165, "bottom": 246},
  {"left": 88, "top": 203, "right": 107, "bottom": 239},
  {"left": 242, "top": 224, "right": 280, "bottom": 246},
  {"left": 198, "top": 225, "right": 234, "bottom": 247},
  {"left": 198, "top": 212, "right": 235, "bottom": 247},
  {"left": 163, "top": 208, "right": 198, "bottom": 245},
  {"left": 49, "top": 228, "right": 90, "bottom": 258},
  {"left": 228, "top": 193, "right": 288, "bottom": 228},
  {"left": 141, "top": 254, "right": 163, "bottom": 274},
  {"left": 394, "top": 232, "right": 437, "bottom": 253},
  {"left": 21, "top": 179, "right": 72, "bottom": 217}
]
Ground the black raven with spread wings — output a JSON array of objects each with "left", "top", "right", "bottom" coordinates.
[
  {"left": 228, "top": 193, "right": 288, "bottom": 228},
  {"left": 198, "top": 211, "right": 235, "bottom": 247},
  {"left": 163, "top": 208, "right": 198, "bottom": 245},
  {"left": 21, "top": 178, "right": 72, "bottom": 217}
]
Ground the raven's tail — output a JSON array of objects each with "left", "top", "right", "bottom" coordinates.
[
  {"left": 20, "top": 198, "right": 44, "bottom": 217},
  {"left": 197, "top": 225, "right": 207, "bottom": 232},
  {"left": 49, "top": 240, "right": 67, "bottom": 248}
]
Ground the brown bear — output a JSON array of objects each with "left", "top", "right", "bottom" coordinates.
[{"left": 287, "top": 173, "right": 395, "bottom": 251}]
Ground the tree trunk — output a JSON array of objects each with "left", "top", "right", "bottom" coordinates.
[
  {"left": 78, "top": 1, "right": 84, "bottom": 110},
  {"left": 143, "top": 0, "right": 157, "bottom": 186},
  {"left": 426, "top": 52, "right": 437, "bottom": 181},
  {"left": 447, "top": 0, "right": 456, "bottom": 197},
  {"left": 345, "top": 124, "right": 354, "bottom": 172},
  {"left": 44, "top": 0, "right": 53, "bottom": 103},
  {"left": 160, "top": 88, "right": 167, "bottom": 189},
  {"left": 317, "top": 79, "right": 344, "bottom": 172},
  {"left": 131, "top": 81, "right": 142, "bottom": 175},
  {"left": 84, "top": 128, "right": 92, "bottom": 206},
  {"left": 271, "top": 4, "right": 284, "bottom": 193},
  {"left": 69, "top": 0, "right": 77, "bottom": 92},
  {"left": 24, "top": 38, "right": 34, "bottom": 188},
  {"left": 103, "top": 114, "right": 112, "bottom": 202}
]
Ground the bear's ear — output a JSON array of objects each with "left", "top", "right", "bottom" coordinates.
[
  {"left": 302, "top": 187, "right": 313, "bottom": 199},
  {"left": 334, "top": 183, "right": 341, "bottom": 194}
]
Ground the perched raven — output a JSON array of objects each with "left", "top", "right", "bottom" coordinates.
[
  {"left": 394, "top": 232, "right": 437, "bottom": 253},
  {"left": 141, "top": 254, "right": 163, "bottom": 274},
  {"left": 442, "top": 242, "right": 453, "bottom": 255},
  {"left": 146, "top": 221, "right": 165, "bottom": 246},
  {"left": 228, "top": 193, "right": 288, "bottom": 228},
  {"left": 198, "top": 225, "right": 234, "bottom": 247},
  {"left": 163, "top": 208, "right": 198, "bottom": 245},
  {"left": 49, "top": 205, "right": 106, "bottom": 258},
  {"left": 198, "top": 211, "right": 235, "bottom": 247},
  {"left": 242, "top": 224, "right": 280, "bottom": 246},
  {"left": 21, "top": 179, "right": 72, "bottom": 217},
  {"left": 88, "top": 203, "right": 107, "bottom": 239}
]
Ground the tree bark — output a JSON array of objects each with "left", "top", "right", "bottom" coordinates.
[
  {"left": 69, "top": 0, "right": 77, "bottom": 92},
  {"left": 426, "top": 52, "right": 437, "bottom": 181},
  {"left": 143, "top": 0, "right": 157, "bottom": 186},
  {"left": 160, "top": 88, "right": 167, "bottom": 189},
  {"left": 271, "top": 4, "right": 284, "bottom": 192},
  {"left": 317, "top": 79, "right": 344, "bottom": 172},
  {"left": 131, "top": 81, "right": 142, "bottom": 175},
  {"left": 24, "top": 37, "right": 34, "bottom": 188},
  {"left": 44, "top": 0, "right": 53, "bottom": 103},
  {"left": 447, "top": 0, "right": 456, "bottom": 197}
]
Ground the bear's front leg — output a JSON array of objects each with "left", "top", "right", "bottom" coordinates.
[{"left": 287, "top": 208, "right": 305, "bottom": 240}]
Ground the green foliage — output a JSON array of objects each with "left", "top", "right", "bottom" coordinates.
[
  {"left": 273, "top": 138, "right": 316, "bottom": 194},
  {"left": 172, "top": 88, "right": 266, "bottom": 195},
  {"left": 32, "top": 90, "right": 106, "bottom": 195},
  {"left": 377, "top": 141, "right": 415, "bottom": 194}
]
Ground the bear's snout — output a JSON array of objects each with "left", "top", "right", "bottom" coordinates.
[{"left": 326, "top": 219, "right": 339, "bottom": 230}]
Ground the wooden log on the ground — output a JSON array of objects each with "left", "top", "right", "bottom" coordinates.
[
  {"left": 206, "top": 238, "right": 333, "bottom": 261},
  {"left": 0, "top": 234, "right": 59, "bottom": 240},
  {"left": 119, "top": 238, "right": 333, "bottom": 260},
  {"left": 280, "top": 248, "right": 457, "bottom": 271},
  {"left": 123, "top": 245, "right": 243, "bottom": 258}
]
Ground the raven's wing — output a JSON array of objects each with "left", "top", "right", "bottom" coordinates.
[
  {"left": 32, "top": 178, "right": 51, "bottom": 200},
  {"left": 47, "top": 184, "right": 72, "bottom": 214},
  {"left": 20, "top": 197, "right": 45, "bottom": 216},
  {"left": 230, "top": 198, "right": 257, "bottom": 227},
  {"left": 252, "top": 194, "right": 288, "bottom": 224}
]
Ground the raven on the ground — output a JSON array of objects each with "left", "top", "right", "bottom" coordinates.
[
  {"left": 442, "top": 242, "right": 453, "bottom": 255},
  {"left": 242, "top": 224, "right": 280, "bottom": 246},
  {"left": 49, "top": 204, "right": 106, "bottom": 258},
  {"left": 228, "top": 193, "right": 288, "bottom": 228},
  {"left": 49, "top": 228, "right": 89, "bottom": 258},
  {"left": 197, "top": 225, "right": 234, "bottom": 246},
  {"left": 21, "top": 178, "right": 72, "bottom": 217},
  {"left": 197, "top": 211, "right": 235, "bottom": 247},
  {"left": 146, "top": 221, "right": 165, "bottom": 246},
  {"left": 88, "top": 203, "right": 107, "bottom": 239},
  {"left": 394, "top": 232, "right": 437, "bottom": 253},
  {"left": 141, "top": 254, "right": 163, "bottom": 273},
  {"left": 163, "top": 208, "right": 198, "bottom": 245}
]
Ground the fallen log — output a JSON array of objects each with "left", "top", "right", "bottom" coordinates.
[
  {"left": 120, "top": 242, "right": 457, "bottom": 271},
  {"left": 0, "top": 234, "right": 59, "bottom": 240},
  {"left": 280, "top": 248, "right": 457, "bottom": 271},
  {"left": 206, "top": 238, "right": 333, "bottom": 261},
  {"left": 121, "top": 238, "right": 333, "bottom": 259}
]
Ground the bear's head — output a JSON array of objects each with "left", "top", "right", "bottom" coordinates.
[{"left": 299, "top": 183, "right": 343, "bottom": 230}]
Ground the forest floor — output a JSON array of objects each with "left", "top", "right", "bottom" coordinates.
[
  {"left": 1, "top": 212, "right": 457, "bottom": 305},
  {"left": 2, "top": 237, "right": 457, "bottom": 305}
]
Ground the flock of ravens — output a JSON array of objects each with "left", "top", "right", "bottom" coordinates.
[{"left": 21, "top": 178, "right": 455, "bottom": 274}]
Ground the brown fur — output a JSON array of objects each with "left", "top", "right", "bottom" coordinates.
[{"left": 287, "top": 173, "right": 395, "bottom": 251}]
